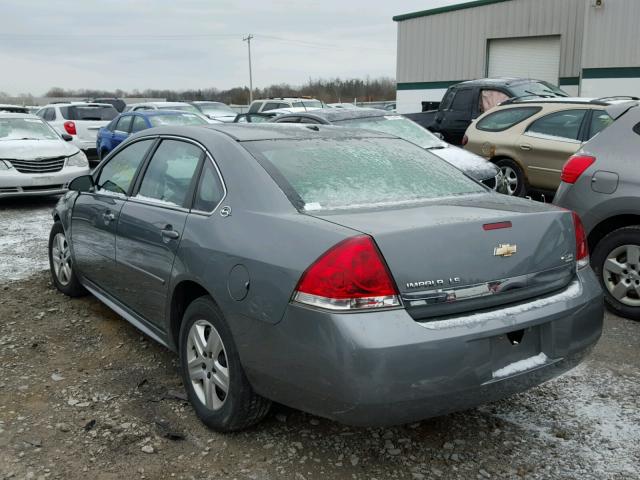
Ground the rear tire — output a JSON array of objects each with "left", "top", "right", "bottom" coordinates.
[
  {"left": 48, "top": 222, "right": 87, "bottom": 297},
  {"left": 179, "top": 296, "right": 271, "bottom": 431},
  {"left": 495, "top": 158, "right": 527, "bottom": 197},
  {"left": 592, "top": 226, "right": 640, "bottom": 321}
]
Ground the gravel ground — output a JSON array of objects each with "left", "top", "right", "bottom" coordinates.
[{"left": 1, "top": 197, "right": 639, "bottom": 480}]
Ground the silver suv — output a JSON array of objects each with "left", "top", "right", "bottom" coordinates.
[{"left": 555, "top": 101, "right": 640, "bottom": 320}]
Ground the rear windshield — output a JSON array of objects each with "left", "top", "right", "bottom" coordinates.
[
  {"left": 245, "top": 137, "right": 483, "bottom": 211},
  {"left": 197, "top": 103, "right": 235, "bottom": 115},
  {"left": 148, "top": 113, "right": 208, "bottom": 127},
  {"left": 476, "top": 107, "right": 541, "bottom": 132},
  {"left": 61, "top": 105, "right": 118, "bottom": 121},
  {"left": 334, "top": 115, "right": 443, "bottom": 149},
  {"left": 509, "top": 81, "right": 568, "bottom": 98}
]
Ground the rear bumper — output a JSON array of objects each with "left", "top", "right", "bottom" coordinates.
[
  {"left": 240, "top": 268, "right": 603, "bottom": 426},
  {"left": 0, "top": 166, "right": 89, "bottom": 198}
]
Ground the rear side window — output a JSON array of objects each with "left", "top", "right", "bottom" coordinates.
[
  {"left": 62, "top": 105, "right": 118, "bottom": 121},
  {"left": 262, "top": 102, "right": 281, "bottom": 112},
  {"left": 136, "top": 140, "right": 202, "bottom": 208},
  {"left": 248, "top": 102, "right": 261, "bottom": 114},
  {"left": 477, "top": 107, "right": 541, "bottom": 132},
  {"left": 42, "top": 108, "right": 56, "bottom": 121},
  {"left": 114, "top": 115, "right": 133, "bottom": 133},
  {"left": 526, "top": 109, "right": 587, "bottom": 141},
  {"left": 451, "top": 89, "right": 474, "bottom": 112},
  {"left": 193, "top": 161, "right": 225, "bottom": 212},
  {"left": 97, "top": 139, "right": 154, "bottom": 195},
  {"left": 131, "top": 115, "right": 147, "bottom": 133},
  {"left": 245, "top": 138, "right": 484, "bottom": 211},
  {"left": 589, "top": 110, "right": 613, "bottom": 139},
  {"left": 634, "top": 122, "right": 640, "bottom": 136}
]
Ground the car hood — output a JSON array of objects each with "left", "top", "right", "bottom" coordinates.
[
  {"left": 0, "top": 139, "right": 79, "bottom": 160},
  {"left": 429, "top": 144, "right": 498, "bottom": 181}
]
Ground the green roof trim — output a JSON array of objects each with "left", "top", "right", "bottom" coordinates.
[
  {"left": 559, "top": 77, "right": 580, "bottom": 86},
  {"left": 397, "top": 80, "right": 466, "bottom": 90},
  {"left": 583, "top": 67, "right": 640, "bottom": 79},
  {"left": 393, "top": 0, "right": 513, "bottom": 22}
]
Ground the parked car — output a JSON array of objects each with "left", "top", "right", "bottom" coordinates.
[
  {"left": 234, "top": 108, "right": 321, "bottom": 124},
  {"left": 191, "top": 101, "right": 237, "bottom": 122},
  {"left": 327, "top": 103, "right": 358, "bottom": 109},
  {"left": 96, "top": 110, "right": 208, "bottom": 160},
  {"left": 0, "top": 104, "right": 29, "bottom": 114},
  {"left": 554, "top": 101, "right": 640, "bottom": 320},
  {"left": 405, "top": 78, "right": 568, "bottom": 145},
  {"left": 271, "top": 108, "right": 505, "bottom": 191},
  {"left": 90, "top": 97, "right": 127, "bottom": 113},
  {"left": 36, "top": 102, "right": 118, "bottom": 156},
  {"left": 464, "top": 97, "right": 624, "bottom": 196},
  {"left": 49, "top": 123, "right": 602, "bottom": 431},
  {"left": 247, "top": 97, "right": 323, "bottom": 113},
  {"left": 0, "top": 113, "right": 89, "bottom": 198}
]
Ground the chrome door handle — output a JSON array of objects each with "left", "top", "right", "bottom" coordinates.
[
  {"left": 102, "top": 211, "right": 115, "bottom": 222},
  {"left": 520, "top": 144, "right": 532, "bottom": 151},
  {"left": 161, "top": 228, "right": 180, "bottom": 240}
]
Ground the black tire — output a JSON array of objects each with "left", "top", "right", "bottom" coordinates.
[
  {"left": 179, "top": 296, "right": 271, "bottom": 431},
  {"left": 48, "top": 221, "right": 87, "bottom": 297},
  {"left": 495, "top": 158, "right": 527, "bottom": 197},
  {"left": 592, "top": 226, "right": 640, "bottom": 321}
]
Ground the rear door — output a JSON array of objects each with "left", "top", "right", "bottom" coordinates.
[
  {"left": 111, "top": 115, "right": 133, "bottom": 149},
  {"left": 437, "top": 88, "right": 475, "bottom": 145},
  {"left": 71, "top": 139, "right": 155, "bottom": 292},
  {"left": 519, "top": 109, "right": 587, "bottom": 190},
  {"left": 114, "top": 138, "right": 204, "bottom": 326}
]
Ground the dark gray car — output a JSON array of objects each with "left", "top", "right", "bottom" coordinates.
[
  {"left": 554, "top": 101, "right": 640, "bottom": 320},
  {"left": 271, "top": 108, "right": 506, "bottom": 192},
  {"left": 49, "top": 124, "right": 603, "bottom": 431}
]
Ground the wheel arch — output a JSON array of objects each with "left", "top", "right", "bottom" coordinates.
[
  {"left": 588, "top": 215, "right": 640, "bottom": 251},
  {"left": 168, "top": 279, "right": 216, "bottom": 352}
]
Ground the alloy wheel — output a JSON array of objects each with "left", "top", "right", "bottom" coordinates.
[
  {"left": 51, "top": 233, "right": 72, "bottom": 286},
  {"left": 500, "top": 166, "right": 519, "bottom": 196},
  {"left": 186, "top": 319, "right": 230, "bottom": 410},
  {"left": 603, "top": 244, "right": 640, "bottom": 307}
]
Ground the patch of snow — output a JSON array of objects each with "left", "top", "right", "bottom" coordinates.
[
  {"left": 493, "top": 352, "right": 548, "bottom": 378},
  {"left": 420, "top": 281, "right": 582, "bottom": 330}
]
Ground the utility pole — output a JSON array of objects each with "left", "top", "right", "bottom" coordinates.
[{"left": 243, "top": 34, "right": 254, "bottom": 103}]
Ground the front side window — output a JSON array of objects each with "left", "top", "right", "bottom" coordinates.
[
  {"left": 193, "top": 161, "right": 225, "bottom": 212},
  {"left": 136, "top": 140, "right": 202, "bottom": 208},
  {"left": 451, "top": 89, "right": 474, "bottom": 112},
  {"left": 131, "top": 115, "right": 147, "bottom": 133},
  {"left": 440, "top": 89, "right": 455, "bottom": 110},
  {"left": 526, "top": 109, "right": 587, "bottom": 141},
  {"left": 589, "top": 110, "right": 613, "bottom": 139},
  {"left": 114, "top": 115, "right": 133, "bottom": 133},
  {"left": 476, "top": 107, "right": 541, "bottom": 132},
  {"left": 336, "top": 115, "right": 442, "bottom": 149},
  {"left": 248, "top": 102, "right": 261, "bottom": 114},
  {"left": 96, "top": 139, "right": 154, "bottom": 195},
  {"left": 245, "top": 137, "right": 484, "bottom": 211}
]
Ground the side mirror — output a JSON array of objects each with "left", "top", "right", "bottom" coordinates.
[
  {"left": 61, "top": 133, "right": 73, "bottom": 141},
  {"left": 68, "top": 175, "right": 95, "bottom": 193}
]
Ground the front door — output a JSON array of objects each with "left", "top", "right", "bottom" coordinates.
[
  {"left": 439, "top": 88, "right": 475, "bottom": 145},
  {"left": 71, "top": 138, "right": 155, "bottom": 292},
  {"left": 518, "top": 109, "right": 587, "bottom": 191},
  {"left": 115, "top": 138, "right": 204, "bottom": 326}
]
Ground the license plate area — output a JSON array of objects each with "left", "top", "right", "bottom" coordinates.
[{"left": 490, "top": 326, "right": 542, "bottom": 377}]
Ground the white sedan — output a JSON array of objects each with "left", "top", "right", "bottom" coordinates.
[{"left": 0, "top": 113, "right": 90, "bottom": 198}]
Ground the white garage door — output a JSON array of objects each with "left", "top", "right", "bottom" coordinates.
[{"left": 488, "top": 36, "right": 561, "bottom": 85}]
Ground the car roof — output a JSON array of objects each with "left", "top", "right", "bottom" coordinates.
[
  {"left": 43, "top": 102, "right": 113, "bottom": 108},
  {"left": 456, "top": 77, "right": 547, "bottom": 88},
  {"left": 280, "top": 107, "right": 388, "bottom": 122},
  {"left": 141, "top": 123, "right": 397, "bottom": 142},
  {"left": 0, "top": 112, "right": 42, "bottom": 119},
  {"left": 125, "top": 109, "right": 200, "bottom": 117},
  {"left": 251, "top": 97, "right": 320, "bottom": 103},
  {"left": 499, "top": 96, "right": 638, "bottom": 107},
  {"left": 130, "top": 101, "right": 192, "bottom": 107}
]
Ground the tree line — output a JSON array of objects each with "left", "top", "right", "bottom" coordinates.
[{"left": 43, "top": 77, "right": 396, "bottom": 105}]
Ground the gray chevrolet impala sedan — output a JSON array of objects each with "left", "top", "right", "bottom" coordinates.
[{"left": 49, "top": 124, "right": 603, "bottom": 431}]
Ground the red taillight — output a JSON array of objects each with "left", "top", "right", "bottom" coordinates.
[
  {"left": 561, "top": 155, "right": 595, "bottom": 184},
  {"left": 572, "top": 211, "right": 589, "bottom": 269},
  {"left": 293, "top": 235, "right": 400, "bottom": 310},
  {"left": 63, "top": 121, "right": 77, "bottom": 135},
  {"left": 483, "top": 221, "right": 512, "bottom": 231},
  {"left": 462, "top": 135, "right": 468, "bottom": 146}
]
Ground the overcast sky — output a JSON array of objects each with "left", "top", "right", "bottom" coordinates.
[{"left": 1, "top": 0, "right": 465, "bottom": 95}]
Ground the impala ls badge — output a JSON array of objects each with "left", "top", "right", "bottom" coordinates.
[{"left": 494, "top": 244, "right": 517, "bottom": 257}]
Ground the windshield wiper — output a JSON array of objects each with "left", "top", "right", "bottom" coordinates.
[{"left": 427, "top": 145, "right": 446, "bottom": 150}]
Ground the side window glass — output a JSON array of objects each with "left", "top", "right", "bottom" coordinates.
[
  {"left": 43, "top": 108, "right": 55, "bottom": 121},
  {"left": 527, "top": 109, "right": 587, "bottom": 141},
  {"left": 248, "top": 102, "right": 261, "bottom": 114},
  {"left": 589, "top": 110, "right": 613, "bottom": 139},
  {"left": 299, "top": 117, "right": 320, "bottom": 124},
  {"left": 451, "top": 89, "right": 474, "bottom": 112},
  {"left": 277, "top": 117, "right": 301, "bottom": 123},
  {"left": 115, "top": 115, "right": 133, "bottom": 133},
  {"left": 136, "top": 140, "right": 202, "bottom": 208},
  {"left": 193, "top": 161, "right": 224, "bottom": 212},
  {"left": 440, "top": 89, "right": 455, "bottom": 110},
  {"left": 96, "top": 139, "right": 153, "bottom": 195},
  {"left": 262, "top": 102, "right": 280, "bottom": 112},
  {"left": 131, "top": 116, "right": 147, "bottom": 133}
]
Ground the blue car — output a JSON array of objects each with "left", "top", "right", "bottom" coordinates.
[{"left": 96, "top": 110, "right": 208, "bottom": 160}]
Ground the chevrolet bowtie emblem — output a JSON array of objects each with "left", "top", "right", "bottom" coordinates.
[{"left": 494, "top": 244, "right": 517, "bottom": 257}]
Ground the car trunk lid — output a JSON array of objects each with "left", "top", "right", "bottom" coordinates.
[{"left": 308, "top": 194, "right": 577, "bottom": 319}]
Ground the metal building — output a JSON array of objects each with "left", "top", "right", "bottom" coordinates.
[{"left": 394, "top": 0, "right": 640, "bottom": 113}]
